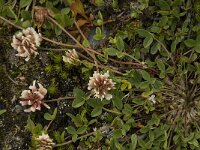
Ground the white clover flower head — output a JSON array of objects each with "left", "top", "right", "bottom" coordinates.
[
  {"left": 11, "top": 27, "right": 42, "bottom": 61},
  {"left": 36, "top": 133, "right": 55, "bottom": 150},
  {"left": 19, "top": 80, "right": 50, "bottom": 112},
  {"left": 93, "top": 127, "right": 97, "bottom": 132},
  {"left": 62, "top": 49, "right": 79, "bottom": 64},
  {"left": 149, "top": 94, "right": 156, "bottom": 104},
  {"left": 88, "top": 71, "right": 115, "bottom": 100}
]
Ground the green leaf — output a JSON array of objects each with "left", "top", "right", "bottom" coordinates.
[
  {"left": 130, "top": 134, "right": 137, "bottom": 150},
  {"left": 138, "top": 81, "right": 150, "bottom": 89},
  {"left": 158, "top": 16, "right": 168, "bottom": 27},
  {"left": 20, "top": 0, "right": 32, "bottom": 8},
  {"left": 44, "top": 113, "right": 54, "bottom": 121},
  {"left": 91, "top": 106, "right": 102, "bottom": 117},
  {"left": 44, "top": 108, "right": 57, "bottom": 121},
  {"left": 182, "top": 133, "right": 195, "bottom": 143},
  {"left": 151, "top": 42, "right": 160, "bottom": 54},
  {"left": 72, "top": 88, "right": 86, "bottom": 108},
  {"left": 171, "top": 40, "right": 178, "bottom": 53},
  {"left": 0, "top": 109, "right": 6, "bottom": 116},
  {"left": 116, "top": 36, "right": 124, "bottom": 51},
  {"left": 195, "top": 44, "right": 200, "bottom": 53},
  {"left": 93, "top": 27, "right": 106, "bottom": 40},
  {"left": 137, "top": 29, "right": 151, "bottom": 37},
  {"left": 77, "top": 126, "right": 87, "bottom": 134},
  {"left": 105, "top": 48, "right": 119, "bottom": 56},
  {"left": 149, "top": 131, "right": 154, "bottom": 141},
  {"left": 159, "top": 0, "right": 170, "bottom": 11},
  {"left": 184, "top": 39, "right": 196, "bottom": 47},
  {"left": 87, "top": 98, "right": 103, "bottom": 107},
  {"left": 140, "top": 70, "right": 151, "bottom": 81},
  {"left": 61, "top": 8, "right": 70, "bottom": 14},
  {"left": 143, "top": 36, "right": 153, "bottom": 48},
  {"left": 152, "top": 80, "right": 163, "bottom": 90},
  {"left": 138, "top": 139, "right": 146, "bottom": 148},
  {"left": 65, "top": 0, "right": 75, "bottom": 5},
  {"left": 132, "top": 98, "right": 144, "bottom": 105},
  {"left": 25, "top": 117, "right": 35, "bottom": 133},
  {"left": 188, "top": 139, "right": 199, "bottom": 147},
  {"left": 0, "top": 0, "right": 4, "bottom": 6},
  {"left": 72, "top": 134, "right": 78, "bottom": 142},
  {"left": 82, "top": 39, "right": 90, "bottom": 48},
  {"left": 66, "top": 126, "right": 77, "bottom": 134},
  {"left": 112, "top": 91, "right": 124, "bottom": 110},
  {"left": 6, "top": 6, "right": 18, "bottom": 20},
  {"left": 52, "top": 108, "right": 58, "bottom": 118},
  {"left": 147, "top": 114, "right": 160, "bottom": 126},
  {"left": 66, "top": 113, "right": 83, "bottom": 127},
  {"left": 21, "top": 10, "right": 31, "bottom": 20},
  {"left": 121, "top": 83, "right": 127, "bottom": 91},
  {"left": 156, "top": 60, "right": 165, "bottom": 71},
  {"left": 150, "top": 26, "right": 161, "bottom": 33},
  {"left": 113, "top": 129, "right": 123, "bottom": 138},
  {"left": 53, "top": 131, "right": 65, "bottom": 143},
  {"left": 122, "top": 104, "right": 133, "bottom": 120}
]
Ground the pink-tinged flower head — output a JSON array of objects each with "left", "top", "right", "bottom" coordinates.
[
  {"left": 19, "top": 80, "right": 50, "bottom": 112},
  {"left": 11, "top": 27, "right": 42, "bottom": 61},
  {"left": 62, "top": 49, "right": 79, "bottom": 64},
  {"left": 36, "top": 133, "right": 55, "bottom": 150},
  {"left": 88, "top": 71, "right": 115, "bottom": 100}
]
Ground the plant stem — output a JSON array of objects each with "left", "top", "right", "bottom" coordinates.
[
  {"left": 102, "top": 107, "right": 122, "bottom": 115},
  {"left": 48, "top": 16, "right": 99, "bottom": 70},
  {"left": 74, "top": 20, "right": 99, "bottom": 72},
  {"left": 41, "top": 36, "right": 77, "bottom": 48},
  {"left": 54, "top": 126, "right": 111, "bottom": 147},
  {"left": 3, "top": 65, "right": 27, "bottom": 86},
  {"left": 44, "top": 96, "right": 74, "bottom": 103},
  {"left": 74, "top": 21, "right": 91, "bottom": 48},
  {"left": 45, "top": 119, "right": 53, "bottom": 131},
  {"left": 39, "top": 47, "right": 94, "bottom": 62},
  {"left": 0, "top": 16, "right": 24, "bottom": 30},
  {"left": 98, "top": 65, "right": 123, "bottom": 75},
  {"left": 153, "top": 35, "right": 175, "bottom": 64}
]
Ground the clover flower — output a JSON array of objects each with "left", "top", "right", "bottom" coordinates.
[
  {"left": 149, "top": 94, "right": 156, "bottom": 104},
  {"left": 34, "top": 6, "right": 49, "bottom": 26},
  {"left": 11, "top": 27, "right": 42, "bottom": 61},
  {"left": 88, "top": 71, "right": 115, "bottom": 100},
  {"left": 19, "top": 80, "right": 50, "bottom": 112},
  {"left": 62, "top": 49, "right": 79, "bottom": 64},
  {"left": 36, "top": 133, "right": 55, "bottom": 150}
]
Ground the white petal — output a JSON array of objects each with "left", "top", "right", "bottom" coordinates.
[
  {"left": 20, "top": 100, "right": 28, "bottom": 106},
  {"left": 20, "top": 90, "right": 30, "bottom": 99},
  {"left": 29, "top": 80, "right": 37, "bottom": 91},
  {"left": 34, "top": 91, "right": 45, "bottom": 99},
  {"left": 36, "top": 105, "right": 41, "bottom": 110},
  {"left": 24, "top": 106, "right": 36, "bottom": 112},
  {"left": 62, "top": 56, "right": 68, "bottom": 63},
  {"left": 43, "top": 103, "right": 50, "bottom": 109},
  {"left": 105, "top": 94, "right": 112, "bottom": 100},
  {"left": 30, "top": 106, "right": 36, "bottom": 112},
  {"left": 28, "top": 100, "right": 33, "bottom": 105},
  {"left": 38, "top": 83, "right": 47, "bottom": 96},
  {"left": 24, "top": 108, "right": 31, "bottom": 113}
]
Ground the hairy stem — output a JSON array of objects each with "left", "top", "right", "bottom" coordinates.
[
  {"left": 44, "top": 96, "right": 74, "bottom": 103},
  {"left": 102, "top": 107, "right": 122, "bottom": 115}
]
